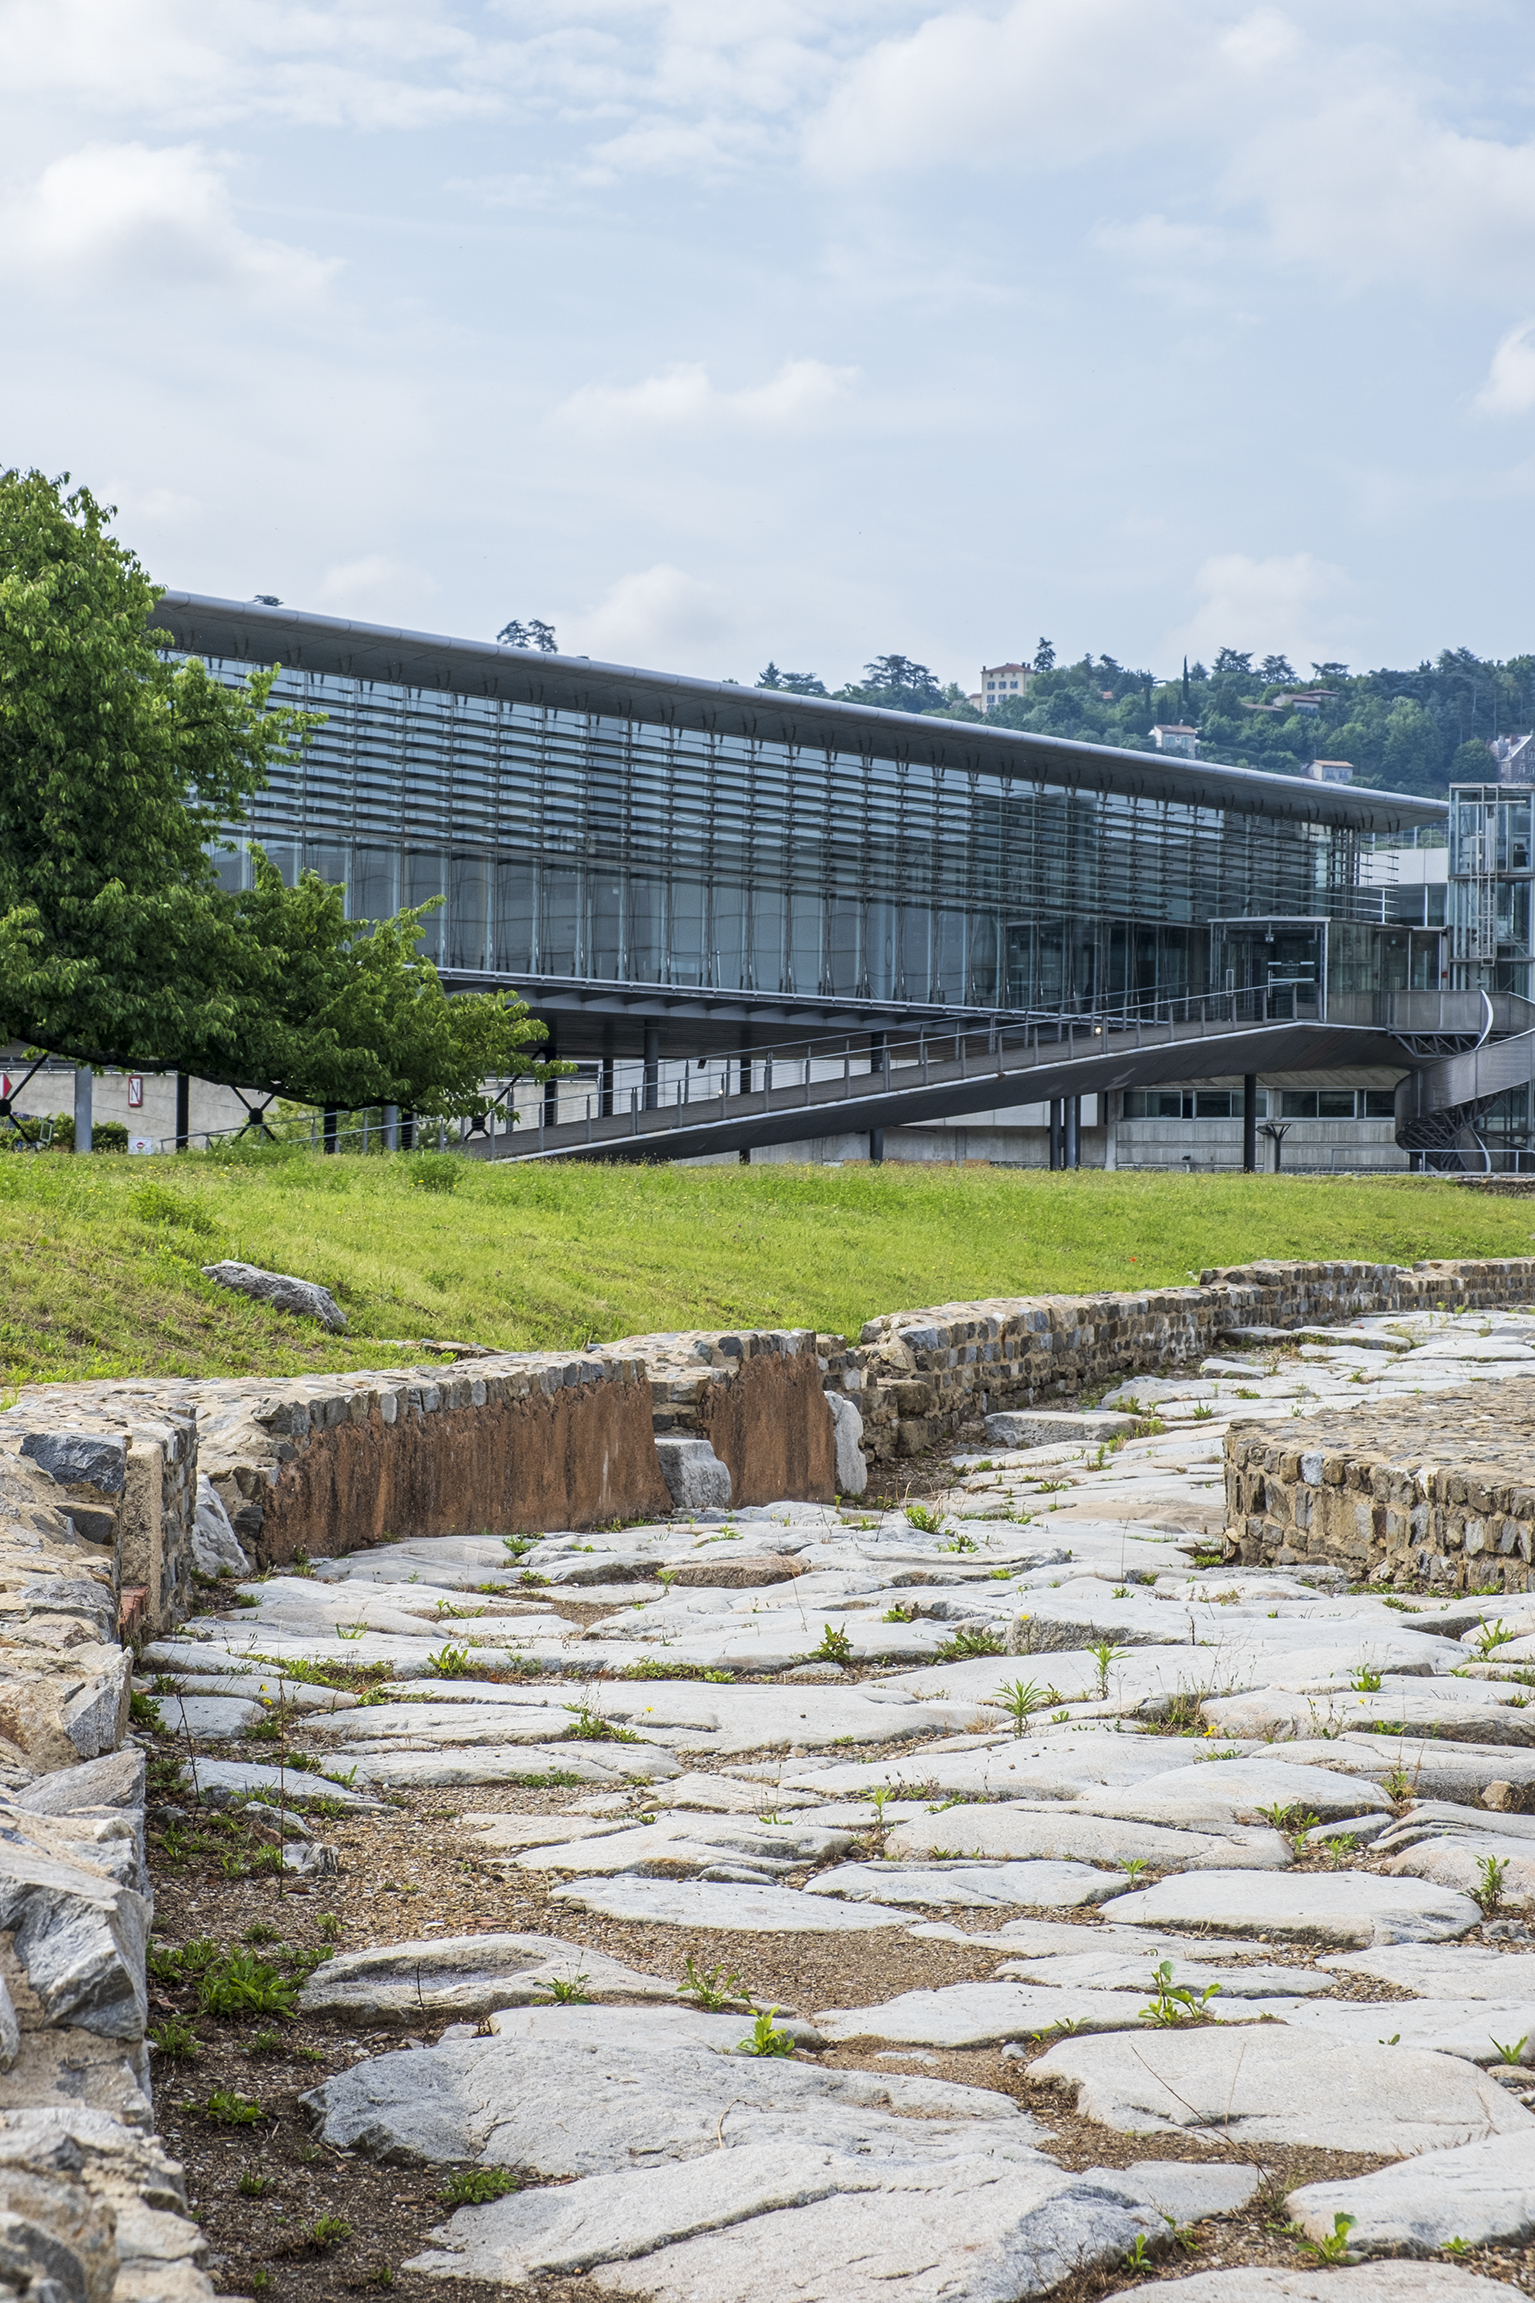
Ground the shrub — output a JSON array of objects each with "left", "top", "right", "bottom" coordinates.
[
  {"left": 195, "top": 1955, "right": 299, "bottom": 2021},
  {"left": 407, "top": 1153, "right": 461, "bottom": 1194}
]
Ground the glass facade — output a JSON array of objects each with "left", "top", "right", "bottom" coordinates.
[
  {"left": 206, "top": 659, "right": 1407, "bottom": 1014},
  {"left": 1450, "top": 785, "right": 1535, "bottom": 997}
]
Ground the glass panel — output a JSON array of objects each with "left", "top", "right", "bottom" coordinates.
[
  {"left": 448, "top": 855, "right": 490, "bottom": 971},
  {"left": 1193, "top": 1092, "right": 1232, "bottom": 1117},
  {"left": 1282, "top": 1091, "right": 1318, "bottom": 1117},
  {"left": 542, "top": 867, "right": 581, "bottom": 975},
  {"left": 493, "top": 860, "right": 535, "bottom": 970},
  {"left": 352, "top": 847, "right": 397, "bottom": 921},
  {"left": 1317, "top": 1089, "right": 1355, "bottom": 1117},
  {"left": 1362, "top": 1090, "right": 1397, "bottom": 1117},
  {"left": 406, "top": 850, "right": 444, "bottom": 962}
]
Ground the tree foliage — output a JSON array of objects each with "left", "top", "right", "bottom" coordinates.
[{"left": 0, "top": 470, "right": 554, "bottom": 1114}]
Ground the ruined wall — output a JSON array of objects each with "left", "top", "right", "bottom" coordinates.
[
  {"left": 1225, "top": 1390, "right": 1535, "bottom": 1593},
  {"left": 602, "top": 1327, "right": 837, "bottom": 1507},
  {"left": 845, "top": 1258, "right": 1535, "bottom": 1462}
]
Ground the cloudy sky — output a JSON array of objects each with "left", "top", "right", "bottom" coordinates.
[{"left": 4, "top": 0, "right": 1533, "bottom": 687}]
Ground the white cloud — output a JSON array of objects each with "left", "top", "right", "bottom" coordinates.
[
  {"left": 804, "top": 0, "right": 1213, "bottom": 179},
  {"left": 568, "top": 562, "right": 732, "bottom": 668},
  {"left": 555, "top": 358, "right": 859, "bottom": 437},
  {"left": 1235, "top": 89, "right": 1535, "bottom": 298},
  {"left": 1475, "top": 321, "right": 1535, "bottom": 417},
  {"left": 1176, "top": 550, "right": 1353, "bottom": 669},
  {"left": 0, "top": 143, "right": 338, "bottom": 302},
  {"left": 1092, "top": 213, "right": 1229, "bottom": 267}
]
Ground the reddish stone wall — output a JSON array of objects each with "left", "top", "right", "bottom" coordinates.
[
  {"left": 246, "top": 1377, "right": 672, "bottom": 1564},
  {"left": 699, "top": 1347, "right": 836, "bottom": 1507}
]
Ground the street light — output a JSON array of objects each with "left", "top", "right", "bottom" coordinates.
[{"left": 1260, "top": 1120, "right": 1292, "bottom": 1173}]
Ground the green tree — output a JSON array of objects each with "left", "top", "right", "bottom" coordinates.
[{"left": 0, "top": 470, "right": 555, "bottom": 1117}]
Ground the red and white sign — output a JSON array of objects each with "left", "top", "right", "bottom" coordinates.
[{"left": 127, "top": 1076, "right": 143, "bottom": 1108}]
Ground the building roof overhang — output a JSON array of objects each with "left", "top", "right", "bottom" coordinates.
[{"left": 150, "top": 592, "right": 1448, "bottom": 838}]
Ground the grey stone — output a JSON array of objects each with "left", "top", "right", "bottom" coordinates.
[
  {"left": 509, "top": 1814, "right": 854, "bottom": 1879},
  {"left": 995, "top": 1950, "right": 1330, "bottom": 1997},
  {"left": 302, "top": 2026, "right": 1046, "bottom": 2172},
  {"left": 984, "top": 1411, "right": 1138, "bottom": 1448},
  {"left": 200, "top": 1259, "right": 347, "bottom": 1331},
  {"left": 0, "top": 1831, "right": 149, "bottom": 2041},
  {"left": 813, "top": 1981, "right": 1201, "bottom": 2048},
  {"left": 1088, "top": 2159, "right": 1261, "bottom": 2221},
  {"left": 282, "top": 1840, "right": 338, "bottom": 1878},
  {"left": 1273, "top": 1995, "right": 1535, "bottom": 2064},
  {"left": 805, "top": 1861, "right": 1125, "bottom": 1910},
  {"left": 549, "top": 1878, "right": 910, "bottom": 1931},
  {"left": 1097, "top": 1868, "right": 1481, "bottom": 1945},
  {"left": 826, "top": 1391, "right": 868, "bottom": 1497},
  {"left": 655, "top": 1437, "right": 732, "bottom": 1513},
  {"left": 1321, "top": 1945, "right": 1535, "bottom": 1997},
  {"left": 886, "top": 1807, "right": 1288, "bottom": 1873},
  {"left": 18, "top": 1749, "right": 145, "bottom": 1817},
  {"left": 1029, "top": 2026, "right": 1534, "bottom": 2154},
  {"left": 298, "top": 1933, "right": 683, "bottom": 2021},
  {"left": 342, "top": 1743, "right": 681, "bottom": 1789},
  {"left": 1289, "top": 2132, "right": 1535, "bottom": 2258},
  {"left": 405, "top": 2139, "right": 1158, "bottom": 2300},
  {"left": 183, "top": 1759, "right": 381, "bottom": 1810},
  {"left": 17, "top": 1431, "right": 127, "bottom": 1495},
  {"left": 1100, "top": 2271, "right": 1512, "bottom": 2301},
  {"left": 157, "top": 1694, "right": 263, "bottom": 1741},
  {"left": 191, "top": 1475, "right": 250, "bottom": 1579}
]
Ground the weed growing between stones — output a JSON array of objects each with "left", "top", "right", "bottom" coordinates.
[
  {"left": 437, "top": 2167, "right": 520, "bottom": 2206},
  {"left": 933, "top": 1626, "right": 1006, "bottom": 1661},
  {"left": 677, "top": 1956, "right": 742, "bottom": 2010},
  {"left": 1139, "top": 1960, "right": 1220, "bottom": 2026},
  {"left": 1296, "top": 2211, "right": 1356, "bottom": 2265},
  {"left": 737, "top": 2008, "right": 795, "bottom": 2057},
  {"left": 995, "top": 1677, "right": 1047, "bottom": 1733},
  {"left": 814, "top": 1624, "right": 854, "bottom": 1665},
  {"left": 205, "top": 2088, "right": 263, "bottom": 2125},
  {"left": 1475, "top": 1854, "right": 1510, "bottom": 1916}
]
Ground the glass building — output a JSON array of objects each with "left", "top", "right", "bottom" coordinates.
[{"left": 153, "top": 595, "right": 1446, "bottom": 1060}]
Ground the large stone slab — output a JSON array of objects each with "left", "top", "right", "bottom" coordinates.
[
  {"left": 507, "top": 1815, "right": 854, "bottom": 1879},
  {"left": 886, "top": 1807, "right": 1288, "bottom": 1873},
  {"left": 155, "top": 1694, "right": 262, "bottom": 1741},
  {"left": 1098, "top": 1868, "right": 1480, "bottom": 1945},
  {"left": 1201, "top": 1681, "right": 1535, "bottom": 1746},
  {"left": 406, "top": 2139, "right": 1159, "bottom": 2302},
  {"left": 1030, "top": 2026, "right": 1535, "bottom": 2154},
  {"left": 1289, "top": 2132, "right": 1535, "bottom": 2258},
  {"left": 812, "top": 1982, "right": 1272, "bottom": 2049},
  {"left": 995, "top": 1950, "right": 1331, "bottom": 1997},
  {"left": 1322, "top": 1945, "right": 1535, "bottom": 1997},
  {"left": 1273, "top": 1994, "right": 1535, "bottom": 2063},
  {"left": 549, "top": 1878, "right": 910, "bottom": 1931},
  {"left": 342, "top": 1744, "right": 681, "bottom": 1788},
  {"left": 1100, "top": 2270, "right": 1513, "bottom": 2302},
  {"left": 1075, "top": 1757, "right": 1392, "bottom": 1829},
  {"left": 297, "top": 1933, "right": 680, "bottom": 2022},
  {"left": 805, "top": 1862, "right": 1124, "bottom": 1910},
  {"left": 302, "top": 2027, "right": 1045, "bottom": 2171},
  {"left": 183, "top": 1759, "right": 382, "bottom": 1810}
]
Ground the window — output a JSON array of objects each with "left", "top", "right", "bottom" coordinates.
[
  {"left": 1362, "top": 1090, "right": 1397, "bottom": 1118},
  {"left": 1122, "top": 1089, "right": 1268, "bottom": 1120},
  {"left": 1280, "top": 1088, "right": 1383, "bottom": 1119}
]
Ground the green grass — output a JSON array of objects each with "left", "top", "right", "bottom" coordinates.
[{"left": 0, "top": 1150, "right": 1524, "bottom": 1387}]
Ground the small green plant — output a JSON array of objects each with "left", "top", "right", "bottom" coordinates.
[
  {"left": 1383, "top": 1767, "right": 1414, "bottom": 1802},
  {"left": 242, "top": 1921, "right": 281, "bottom": 1946},
  {"left": 335, "top": 1622, "right": 367, "bottom": 1641},
  {"left": 129, "top": 1689, "right": 164, "bottom": 1730},
  {"left": 1296, "top": 2212, "right": 1355, "bottom": 2265},
  {"left": 364, "top": 2261, "right": 395, "bottom": 2288},
  {"left": 147, "top": 2018, "right": 200, "bottom": 2059},
  {"left": 1119, "top": 1857, "right": 1150, "bottom": 1886},
  {"left": 437, "top": 2167, "right": 520, "bottom": 2205},
  {"left": 196, "top": 1955, "right": 299, "bottom": 2022},
  {"left": 1140, "top": 1960, "right": 1220, "bottom": 2026},
  {"left": 1191, "top": 1404, "right": 1215, "bottom": 1420},
  {"left": 563, "top": 1703, "right": 639, "bottom": 1743},
  {"left": 738, "top": 2007, "right": 795, "bottom": 2057},
  {"left": 1256, "top": 1802, "right": 1319, "bottom": 1852},
  {"left": 904, "top": 1504, "right": 945, "bottom": 1535},
  {"left": 934, "top": 1626, "right": 1006, "bottom": 1661},
  {"left": 317, "top": 1912, "right": 344, "bottom": 1941},
  {"left": 238, "top": 2169, "right": 273, "bottom": 2197},
  {"left": 1474, "top": 1854, "right": 1509, "bottom": 1916},
  {"left": 995, "top": 1678, "right": 1046, "bottom": 1734},
  {"left": 1350, "top": 1664, "right": 1383, "bottom": 1692},
  {"left": 205, "top": 2088, "right": 263, "bottom": 2125},
  {"left": 246, "top": 2029, "right": 287, "bottom": 2056},
  {"left": 538, "top": 1971, "right": 590, "bottom": 2004},
  {"left": 1477, "top": 1620, "right": 1515, "bottom": 1657},
  {"left": 1086, "top": 1640, "right": 1129, "bottom": 1699},
  {"left": 939, "top": 1529, "right": 980, "bottom": 1553},
  {"left": 677, "top": 1956, "right": 741, "bottom": 2011},
  {"left": 1325, "top": 1833, "right": 1359, "bottom": 1867},
  {"left": 814, "top": 1624, "right": 854, "bottom": 1666},
  {"left": 1489, "top": 2033, "right": 1529, "bottom": 2065},
  {"left": 303, "top": 2214, "right": 354, "bottom": 2249},
  {"left": 427, "top": 1645, "right": 472, "bottom": 1678},
  {"left": 1122, "top": 2233, "right": 1153, "bottom": 2271},
  {"left": 1443, "top": 2236, "right": 1472, "bottom": 2258}
]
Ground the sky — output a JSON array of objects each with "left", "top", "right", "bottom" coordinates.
[{"left": 3, "top": 0, "right": 1534, "bottom": 690}]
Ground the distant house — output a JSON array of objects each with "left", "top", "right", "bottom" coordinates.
[
  {"left": 1240, "top": 689, "right": 1334, "bottom": 718},
  {"left": 1306, "top": 760, "right": 1353, "bottom": 784},
  {"left": 1151, "top": 723, "right": 1200, "bottom": 759},
  {"left": 981, "top": 663, "right": 1033, "bottom": 710},
  {"left": 1493, "top": 733, "right": 1535, "bottom": 784}
]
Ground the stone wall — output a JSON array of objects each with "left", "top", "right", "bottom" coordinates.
[
  {"left": 598, "top": 1327, "right": 838, "bottom": 1508},
  {"left": 1224, "top": 1390, "right": 1535, "bottom": 1592},
  {"left": 844, "top": 1258, "right": 1535, "bottom": 1462},
  {"left": 0, "top": 1437, "right": 228, "bottom": 2300},
  {"left": 12, "top": 1353, "right": 672, "bottom": 1568}
]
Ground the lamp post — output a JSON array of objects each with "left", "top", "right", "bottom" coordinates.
[{"left": 1260, "top": 1120, "right": 1291, "bottom": 1173}]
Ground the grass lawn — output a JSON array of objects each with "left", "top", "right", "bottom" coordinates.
[{"left": 1, "top": 1150, "right": 1529, "bottom": 1391}]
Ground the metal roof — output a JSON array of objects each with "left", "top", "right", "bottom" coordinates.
[{"left": 150, "top": 592, "right": 1448, "bottom": 836}]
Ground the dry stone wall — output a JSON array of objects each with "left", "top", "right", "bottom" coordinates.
[
  {"left": 845, "top": 1258, "right": 1535, "bottom": 1463},
  {"left": 1225, "top": 1391, "right": 1535, "bottom": 1592}
]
